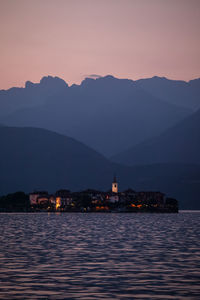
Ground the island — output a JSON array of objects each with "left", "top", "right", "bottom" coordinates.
[{"left": 0, "top": 177, "right": 178, "bottom": 213}]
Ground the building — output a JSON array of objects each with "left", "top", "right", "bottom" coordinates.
[
  {"left": 29, "top": 191, "right": 48, "bottom": 206},
  {"left": 109, "top": 194, "right": 119, "bottom": 203},
  {"left": 37, "top": 195, "right": 49, "bottom": 205},
  {"left": 28, "top": 176, "right": 178, "bottom": 212},
  {"left": 112, "top": 175, "right": 118, "bottom": 193},
  {"left": 137, "top": 191, "right": 165, "bottom": 207},
  {"left": 55, "top": 189, "right": 72, "bottom": 210}
]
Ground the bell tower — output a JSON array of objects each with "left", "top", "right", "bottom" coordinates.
[{"left": 112, "top": 175, "right": 118, "bottom": 193}]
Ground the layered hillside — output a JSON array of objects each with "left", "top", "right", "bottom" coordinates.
[
  {"left": 0, "top": 126, "right": 200, "bottom": 209},
  {"left": 112, "top": 108, "right": 200, "bottom": 166},
  {"left": 135, "top": 76, "right": 200, "bottom": 110},
  {"left": 0, "top": 75, "right": 191, "bottom": 156},
  {"left": 0, "top": 126, "right": 113, "bottom": 193}
]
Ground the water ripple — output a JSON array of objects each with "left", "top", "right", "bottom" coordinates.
[{"left": 0, "top": 212, "right": 200, "bottom": 299}]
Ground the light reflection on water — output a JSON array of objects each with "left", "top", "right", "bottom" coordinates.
[{"left": 0, "top": 212, "right": 200, "bottom": 299}]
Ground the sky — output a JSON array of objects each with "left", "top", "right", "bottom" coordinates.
[{"left": 0, "top": 0, "right": 200, "bottom": 89}]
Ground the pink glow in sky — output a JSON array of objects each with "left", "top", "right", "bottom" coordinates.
[{"left": 0, "top": 0, "right": 200, "bottom": 89}]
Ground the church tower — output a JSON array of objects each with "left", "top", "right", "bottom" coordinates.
[{"left": 112, "top": 175, "right": 118, "bottom": 193}]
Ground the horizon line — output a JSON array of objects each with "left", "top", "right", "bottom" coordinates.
[{"left": 1, "top": 74, "right": 200, "bottom": 91}]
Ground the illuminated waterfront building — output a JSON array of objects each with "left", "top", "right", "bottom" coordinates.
[{"left": 112, "top": 175, "right": 118, "bottom": 193}]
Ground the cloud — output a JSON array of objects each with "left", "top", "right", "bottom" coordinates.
[{"left": 85, "top": 74, "right": 102, "bottom": 79}]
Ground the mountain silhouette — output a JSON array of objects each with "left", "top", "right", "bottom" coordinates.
[
  {"left": 0, "top": 75, "right": 192, "bottom": 156},
  {"left": 135, "top": 76, "right": 200, "bottom": 110},
  {"left": 111, "top": 108, "right": 200, "bottom": 165},
  {"left": 0, "top": 126, "right": 113, "bottom": 192},
  {"left": 0, "top": 126, "right": 200, "bottom": 209}
]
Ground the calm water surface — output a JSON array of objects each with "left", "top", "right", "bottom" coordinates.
[{"left": 0, "top": 212, "right": 200, "bottom": 299}]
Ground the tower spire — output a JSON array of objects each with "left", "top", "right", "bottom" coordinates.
[{"left": 112, "top": 174, "right": 118, "bottom": 193}]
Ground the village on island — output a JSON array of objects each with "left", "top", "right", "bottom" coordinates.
[{"left": 29, "top": 176, "right": 178, "bottom": 213}]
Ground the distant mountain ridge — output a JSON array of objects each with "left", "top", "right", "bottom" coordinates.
[
  {"left": 0, "top": 126, "right": 112, "bottom": 192},
  {"left": 0, "top": 126, "right": 200, "bottom": 209},
  {"left": 0, "top": 75, "right": 199, "bottom": 208},
  {"left": 112, "top": 107, "right": 200, "bottom": 166},
  {"left": 135, "top": 76, "right": 200, "bottom": 110},
  {"left": 0, "top": 76, "right": 68, "bottom": 118},
  {"left": 0, "top": 75, "right": 194, "bottom": 157}
]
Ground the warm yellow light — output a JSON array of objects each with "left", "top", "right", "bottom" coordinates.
[
  {"left": 56, "top": 197, "right": 61, "bottom": 210},
  {"left": 96, "top": 206, "right": 109, "bottom": 211}
]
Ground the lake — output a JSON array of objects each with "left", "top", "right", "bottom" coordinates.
[{"left": 0, "top": 212, "right": 200, "bottom": 299}]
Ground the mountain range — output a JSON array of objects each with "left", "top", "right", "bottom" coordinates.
[
  {"left": 0, "top": 75, "right": 196, "bottom": 157},
  {"left": 135, "top": 76, "right": 200, "bottom": 110},
  {"left": 112, "top": 107, "right": 200, "bottom": 166},
  {"left": 0, "top": 126, "right": 200, "bottom": 209},
  {"left": 0, "top": 75, "right": 200, "bottom": 209}
]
